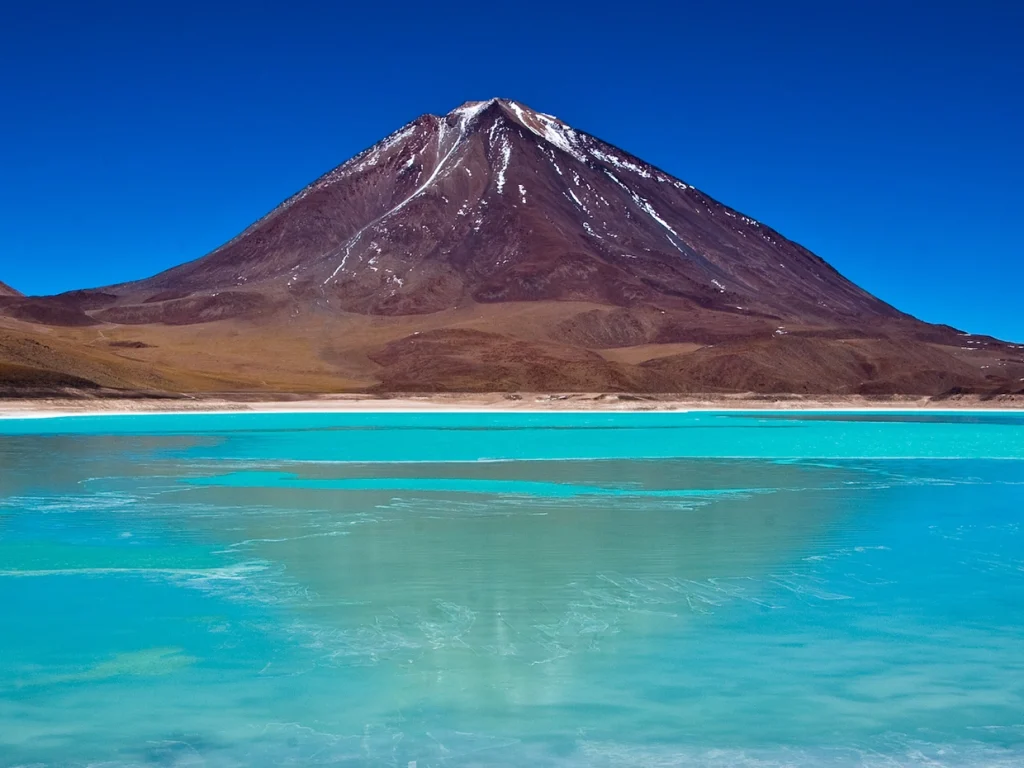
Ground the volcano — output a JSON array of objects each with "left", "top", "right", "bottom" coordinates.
[
  {"left": 84, "top": 98, "right": 900, "bottom": 322},
  {"left": 2, "top": 99, "right": 1022, "bottom": 395}
]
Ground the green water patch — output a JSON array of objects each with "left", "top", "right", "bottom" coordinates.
[
  {"left": 3, "top": 412, "right": 1023, "bottom": 462},
  {"left": 181, "top": 470, "right": 767, "bottom": 499},
  {"left": 0, "top": 539, "right": 227, "bottom": 576},
  {"left": 16, "top": 648, "right": 197, "bottom": 689}
]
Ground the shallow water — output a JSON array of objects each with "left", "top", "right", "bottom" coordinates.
[{"left": 1, "top": 411, "right": 1023, "bottom": 766}]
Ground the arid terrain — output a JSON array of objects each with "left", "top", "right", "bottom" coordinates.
[{"left": 2, "top": 99, "right": 1022, "bottom": 400}]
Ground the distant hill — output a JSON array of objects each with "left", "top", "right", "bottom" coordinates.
[{"left": 2, "top": 99, "right": 1022, "bottom": 396}]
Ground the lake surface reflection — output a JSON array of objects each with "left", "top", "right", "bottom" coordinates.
[{"left": 1, "top": 412, "right": 1023, "bottom": 766}]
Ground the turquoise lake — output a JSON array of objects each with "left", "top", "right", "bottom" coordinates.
[{"left": 1, "top": 410, "right": 1023, "bottom": 766}]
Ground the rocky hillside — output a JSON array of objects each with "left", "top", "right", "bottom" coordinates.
[{"left": 2, "top": 100, "right": 1022, "bottom": 396}]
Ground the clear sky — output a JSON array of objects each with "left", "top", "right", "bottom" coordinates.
[{"left": 1, "top": 1, "right": 1021, "bottom": 340}]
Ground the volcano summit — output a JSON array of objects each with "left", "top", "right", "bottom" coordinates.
[
  {"left": 99, "top": 98, "right": 894, "bottom": 320},
  {"left": 2, "top": 99, "right": 1021, "bottom": 395}
]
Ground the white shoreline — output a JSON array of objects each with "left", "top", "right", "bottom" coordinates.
[{"left": 1, "top": 398, "right": 1022, "bottom": 421}]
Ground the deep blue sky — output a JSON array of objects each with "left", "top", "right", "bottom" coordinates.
[{"left": 2, "top": 1, "right": 1021, "bottom": 340}]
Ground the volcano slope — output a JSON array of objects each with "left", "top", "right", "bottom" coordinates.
[{"left": 2, "top": 99, "right": 1022, "bottom": 396}]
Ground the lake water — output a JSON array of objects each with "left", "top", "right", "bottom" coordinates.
[{"left": 1, "top": 411, "right": 1023, "bottom": 767}]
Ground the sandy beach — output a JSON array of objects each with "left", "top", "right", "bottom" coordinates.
[{"left": 1, "top": 391, "right": 1021, "bottom": 418}]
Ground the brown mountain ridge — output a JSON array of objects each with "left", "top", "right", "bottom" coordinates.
[{"left": 2, "top": 98, "right": 1022, "bottom": 396}]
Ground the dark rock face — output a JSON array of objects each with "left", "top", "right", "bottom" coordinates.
[
  {"left": 99, "top": 99, "right": 899, "bottom": 323},
  {"left": 93, "top": 292, "right": 272, "bottom": 325},
  {"left": 0, "top": 296, "right": 101, "bottom": 326}
]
